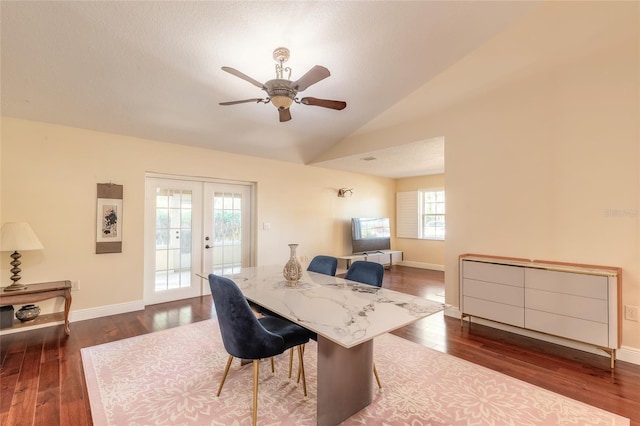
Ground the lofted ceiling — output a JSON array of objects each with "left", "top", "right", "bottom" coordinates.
[{"left": 0, "top": 1, "right": 539, "bottom": 178}]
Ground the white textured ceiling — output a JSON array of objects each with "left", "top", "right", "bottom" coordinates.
[
  {"left": 312, "top": 137, "right": 444, "bottom": 179},
  {"left": 0, "top": 1, "right": 539, "bottom": 177}
]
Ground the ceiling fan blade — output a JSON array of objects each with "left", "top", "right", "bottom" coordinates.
[
  {"left": 292, "top": 65, "right": 331, "bottom": 91},
  {"left": 219, "top": 98, "right": 265, "bottom": 106},
  {"left": 221, "top": 66, "right": 266, "bottom": 90},
  {"left": 279, "top": 108, "right": 292, "bottom": 122},
  {"left": 300, "top": 97, "right": 347, "bottom": 110}
]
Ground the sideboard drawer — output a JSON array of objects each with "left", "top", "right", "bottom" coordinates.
[
  {"left": 463, "top": 279, "right": 524, "bottom": 307},
  {"left": 525, "top": 308, "right": 609, "bottom": 347},
  {"left": 463, "top": 296, "right": 524, "bottom": 327},
  {"left": 463, "top": 261, "right": 524, "bottom": 287},
  {"left": 525, "top": 288, "right": 607, "bottom": 324},
  {"left": 525, "top": 268, "right": 608, "bottom": 299}
]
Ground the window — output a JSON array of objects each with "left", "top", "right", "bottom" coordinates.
[
  {"left": 421, "top": 189, "right": 445, "bottom": 240},
  {"left": 396, "top": 189, "right": 445, "bottom": 240}
]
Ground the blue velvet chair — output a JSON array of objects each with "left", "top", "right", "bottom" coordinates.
[
  {"left": 344, "top": 260, "right": 384, "bottom": 389},
  {"left": 344, "top": 260, "right": 384, "bottom": 287},
  {"left": 208, "top": 274, "right": 310, "bottom": 426},
  {"left": 307, "top": 255, "right": 338, "bottom": 276}
]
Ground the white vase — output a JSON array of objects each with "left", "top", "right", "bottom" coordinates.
[{"left": 283, "top": 243, "right": 302, "bottom": 286}]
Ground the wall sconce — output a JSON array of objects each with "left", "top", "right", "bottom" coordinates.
[{"left": 338, "top": 188, "right": 353, "bottom": 198}]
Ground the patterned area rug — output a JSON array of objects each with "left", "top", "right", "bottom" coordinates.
[{"left": 81, "top": 319, "right": 629, "bottom": 425}]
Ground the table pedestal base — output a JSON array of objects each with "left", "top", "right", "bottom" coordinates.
[{"left": 317, "top": 336, "right": 373, "bottom": 426}]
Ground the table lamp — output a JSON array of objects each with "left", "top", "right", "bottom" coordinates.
[{"left": 1, "top": 222, "right": 44, "bottom": 292}]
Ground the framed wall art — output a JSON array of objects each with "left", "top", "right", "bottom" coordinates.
[{"left": 96, "top": 183, "right": 123, "bottom": 254}]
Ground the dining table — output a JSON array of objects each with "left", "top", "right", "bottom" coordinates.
[{"left": 222, "top": 264, "right": 446, "bottom": 426}]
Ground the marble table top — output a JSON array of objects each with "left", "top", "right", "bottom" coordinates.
[{"left": 223, "top": 265, "right": 446, "bottom": 348}]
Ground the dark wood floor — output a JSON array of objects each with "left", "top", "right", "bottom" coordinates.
[{"left": 1, "top": 266, "right": 639, "bottom": 425}]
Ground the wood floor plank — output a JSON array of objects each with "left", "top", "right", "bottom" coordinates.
[
  {"left": 5, "top": 332, "right": 43, "bottom": 426},
  {"left": 0, "top": 350, "right": 23, "bottom": 415},
  {"left": 34, "top": 359, "right": 60, "bottom": 426},
  {"left": 0, "top": 266, "right": 638, "bottom": 426}
]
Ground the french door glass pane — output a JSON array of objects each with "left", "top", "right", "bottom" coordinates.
[
  {"left": 155, "top": 188, "right": 192, "bottom": 291},
  {"left": 212, "top": 191, "right": 242, "bottom": 275}
]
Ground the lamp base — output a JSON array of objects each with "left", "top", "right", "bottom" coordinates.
[
  {"left": 3, "top": 282, "right": 27, "bottom": 292},
  {"left": 5, "top": 250, "right": 26, "bottom": 291}
]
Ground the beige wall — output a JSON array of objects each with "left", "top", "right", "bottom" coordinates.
[
  {"left": 0, "top": 117, "right": 395, "bottom": 313},
  {"left": 395, "top": 174, "right": 445, "bottom": 268},
  {"left": 323, "top": 2, "right": 640, "bottom": 352}
]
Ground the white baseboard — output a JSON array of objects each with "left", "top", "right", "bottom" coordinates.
[
  {"left": 619, "top": 345, "right": 640, "bottom": 365},
  {"left": 69, "top": 300, "right": 145, "bottom": 323},
  {"left": 444, "top": 308, "right": 640, "bottom": 366},
  {"left": 397, "top": 260, "right": 444, "bottom": 271}
]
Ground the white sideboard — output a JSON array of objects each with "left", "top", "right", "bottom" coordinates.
[
  {"left": 459, "top": 254, "right": 621, "bottom": 368},
  {"left": 337, "top": 250, "right": 403, "bottom": 271}
]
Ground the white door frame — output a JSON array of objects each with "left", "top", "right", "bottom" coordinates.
[{"left": 144, "top": 173, "right": 255, "bottom": 305}]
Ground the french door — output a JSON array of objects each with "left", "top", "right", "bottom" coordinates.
[{"left": 144, "top": 176, "right": 253, "bottom": 305}]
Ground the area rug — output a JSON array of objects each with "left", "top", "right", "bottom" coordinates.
[{"left": 81, "top": 319, "right": 629, "bottom": 426}]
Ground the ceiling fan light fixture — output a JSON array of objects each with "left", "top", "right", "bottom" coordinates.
[
  {"left": 271, "top": 95, "right": 293, "bottom": 109},
  {"left": 219, "top": 47, "right": 346, "bottom": 122}
]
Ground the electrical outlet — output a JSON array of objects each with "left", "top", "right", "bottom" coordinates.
[
  {"left": 624, "top": 305, "right": 639, "bottom": 322},
  {"left": 71, "top": 280, "right": 80, "bottom": 291}
]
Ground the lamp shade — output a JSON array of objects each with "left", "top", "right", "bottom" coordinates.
[{"left": 1, "top": 222, "right": 44, "bottom": 252}]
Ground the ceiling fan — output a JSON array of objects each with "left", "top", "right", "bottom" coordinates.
[{"left": 219, "top": 47, "right": 347, "bottom": 122}]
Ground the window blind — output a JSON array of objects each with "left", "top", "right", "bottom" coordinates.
[{"left": 396, "top": 191, "right": 420, "bottom": 238}]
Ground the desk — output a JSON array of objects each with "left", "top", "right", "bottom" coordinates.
[
  {"left": 224, "top": 265, "right": 445, "bottom": 426},
  {"left": 0, "top": 281, "right": 72, "bottom": 335}
]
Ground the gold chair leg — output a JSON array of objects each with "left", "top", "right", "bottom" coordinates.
[
  {"left": 373, "top": 362, "right": 382, "bottom": 389},
  {"left": 271, "top": 357, "right": 275, "bottom": 373},
  {"left": 297, "top": 345, "right": 307, "bottom": 396},
  {"left": 252, "top": 360, "right": 259, "bottom": 426},
  {"left": 217, "top": 355, "right": 234, "bottom": 397},
  {"left": 288, "top": 348, "right": 294, "bottom": 378},
  {"left": 296, "top": 344, "right": 306, "bottom": 383}
]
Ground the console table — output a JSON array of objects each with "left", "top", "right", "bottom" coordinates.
[{"left": 0, "top": 280, "right": 72, "bottom": 335}]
